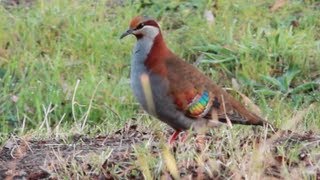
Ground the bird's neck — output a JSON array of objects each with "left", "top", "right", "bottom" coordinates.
[
  {"left": 145, "top": 33, "right": 171, "bottom": 76},
  {"left": 133, "top": 32, "right": 171, "bottom": 76}
]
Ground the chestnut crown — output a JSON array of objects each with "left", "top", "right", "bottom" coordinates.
[{"left": 120, "top": 16, "right": 160, "bottom": 39}]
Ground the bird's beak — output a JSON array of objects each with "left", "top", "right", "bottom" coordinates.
[{"left": 120, "top": 29, "right": 134, "bottom": 39}]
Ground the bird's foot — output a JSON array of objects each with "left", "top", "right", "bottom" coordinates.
[
  {"left": 169, "top": 130, "right": 190, "bottom": 145},
  {"left": 168, "top": 130, "right": 181, "bottom": 145},
  {"left": 180, "top": 131, "right": 189, "bottom": 143}
]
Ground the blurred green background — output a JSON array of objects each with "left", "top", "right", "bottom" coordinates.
[{"left": 0, "top": 0, "right": 319, "bottom": 142}]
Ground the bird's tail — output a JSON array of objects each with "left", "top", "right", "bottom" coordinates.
[{"left": 221, "top": 92, "right": 275, "bottom": 129}]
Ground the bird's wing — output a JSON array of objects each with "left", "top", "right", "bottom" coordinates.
[{"left": 165, "top": 56, "right": 267, "bottom": 126}]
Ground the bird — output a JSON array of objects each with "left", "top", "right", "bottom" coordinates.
[{"left": 120, "top": 16, "right": 271, "bottom": 144}]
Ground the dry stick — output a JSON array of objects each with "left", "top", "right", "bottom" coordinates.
[
  {"left": 133, "top": 146, "right": 152, "bottom": 180},
  {"left": 39, "top": 103, "right": 56, "bottom": 134},
  {"left": 81, "top": 79, "right": 103, "bottom": 131},
  {"left": 20, "top": 138, "right": 33, "bottom": 154},
  {"left": 104, "top": 102, "right": 121, "bottom": 120},
  {"left": 221, "top": 95, "right": 233, "bottom": 128},
  {"left": 50, "top": 147, "right": 66, "bottom": 173},
  {"left": 224, "top": 87, "right": 262, "bottom": 116},
  {"left": 54, "top": 113, "right": 66, "bottom": 139},
  {"left": 161, "top": 144, "right": 180, "bottom": 179},
  {"left": 72, "top": 79, "right": 81, "bottom": 122},
  {"left": 45, "top": 103, "right": 53, "bottom": 134},
  {"left": 9, "top": 136, "right": 31, "bottom": 159},
  {"left": 20, "top": 115, "right": 26, "bottom": 134},
  {"left": 256, "top": 106, "right": 304, "bottom": 155}
]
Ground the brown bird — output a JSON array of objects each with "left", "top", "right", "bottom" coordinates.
[{"left": 121, "top": 16, "right": 271, "bottom": 144}]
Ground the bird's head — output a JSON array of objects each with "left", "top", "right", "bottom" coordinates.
[{"left": 120, "top": 16, "right": 161, "bottom": 40}]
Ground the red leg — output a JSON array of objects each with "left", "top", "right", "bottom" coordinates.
[
  {"left": 169, "top": 130, "right": 181, "bottom": 144},
  {"left": 180, "top": 131, "right": 189, "bottom": 143}
]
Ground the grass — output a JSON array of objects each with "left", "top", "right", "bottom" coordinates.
[{"left": 0, "top": 0, "right": 319, "bottom": 178}]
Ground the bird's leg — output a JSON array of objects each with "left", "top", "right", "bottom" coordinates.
[
  {"left": 169, "top": 130, "right": 181, "bottom": 144},
  {"left": 180, "top": 131, "right": 189, "bottom": 143}
]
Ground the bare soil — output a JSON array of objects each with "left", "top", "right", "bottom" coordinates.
[{"left": 0, "top": 123, "right": 319, "bottom": 179}]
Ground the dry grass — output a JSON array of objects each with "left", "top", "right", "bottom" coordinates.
[
  {"left": 1, "top": 124, "right": 319, "bottom": 179},
  {"left": 0, "top": 0, "right": 319, "bottom": 179}
]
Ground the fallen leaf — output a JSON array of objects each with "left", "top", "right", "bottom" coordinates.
[
  {"left": 231, "top": 78, "right": 240, "bottom": 91},
  {"left": 204, "top": 10, "right": 215, "bottom": 24},
  {"left": 270, "top": 0, "right": 287, "bottom": 12},
  {"left": 11, "top": 95, "right": 19, "bottom": 103},
  {"left": 4, "top": 139, "right": 15, "bottom": 149}
]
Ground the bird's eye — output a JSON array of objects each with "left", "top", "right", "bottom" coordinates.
[{"left": 136, "top": 23, "right": 145, "bottom": 30}]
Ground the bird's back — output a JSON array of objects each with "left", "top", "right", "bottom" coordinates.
[{"left": 164, "top": 55, "right": 268, "bottom": 126}]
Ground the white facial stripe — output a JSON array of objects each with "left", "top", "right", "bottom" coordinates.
[
  {"left": 134, "top": 25, "right": 159, "bottom": 40},
  {"left": 142, "top": 25, "right": 159, "bottom": 39}
]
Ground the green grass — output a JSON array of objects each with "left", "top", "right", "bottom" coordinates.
[
  {"left": 0, "top": 0, "right": 319, "bottom": 178},
  {"left": 1, "top": 0, "right": 318, "bottom": 135}
]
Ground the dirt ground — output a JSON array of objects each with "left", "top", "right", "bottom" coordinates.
[{"left": 0, "top": 123, "right": 319, "bottom": 179}]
